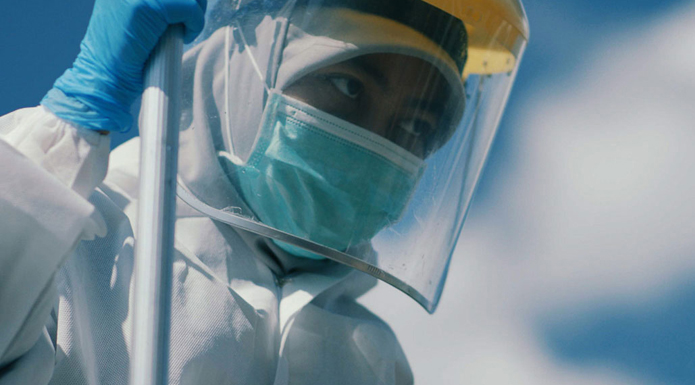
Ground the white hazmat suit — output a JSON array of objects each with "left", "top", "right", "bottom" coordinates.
[
  {"left": 0, "top": 112, "right": 411, "bottom": 385},
  {"left": 0, "top": 9, "right": 431, "bottom": 385}
]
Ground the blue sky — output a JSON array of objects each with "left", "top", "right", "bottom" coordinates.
[
  {"left": 3, "top": 0, "right": 695, "bottom": 383},
  {"left": 482, "top": 2, "right": 695, "bottom": 383}
]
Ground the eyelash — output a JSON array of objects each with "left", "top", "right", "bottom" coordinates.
[{"left": 323, "top": 75, "right": 363, "bottom": 100}]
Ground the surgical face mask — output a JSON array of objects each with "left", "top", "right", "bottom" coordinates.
[{"left": 219, "top": 92, "right": 425, "bottom": 259}]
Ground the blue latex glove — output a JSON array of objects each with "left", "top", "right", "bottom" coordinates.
[{"left": 42, "top": 0, "right": 207, "bottom": 132}]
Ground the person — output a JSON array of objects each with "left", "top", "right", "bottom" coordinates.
[{"left": 0, "top": 0, "right": 528, "bottom": 384}]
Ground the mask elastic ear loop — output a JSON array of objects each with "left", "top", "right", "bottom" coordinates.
[
  {"left": 222, "top": 25, "right": 244, "bottom": 165},
  {"left": 234, "top": 20, "right": 272, "bottom": 95},
  {"left": 219, "top": 19, "right": 275, "bottom": 166},
  {"left": 220, "top": 0, "right": 293, "bottom": 164}
]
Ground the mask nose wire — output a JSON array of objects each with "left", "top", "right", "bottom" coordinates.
[{"left": 221, "top": 19, "right": 274, "bottom": 165}]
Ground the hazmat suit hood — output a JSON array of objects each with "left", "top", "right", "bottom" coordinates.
[{"left": 173, "top": 0, "right": 523, "bottom": 313}]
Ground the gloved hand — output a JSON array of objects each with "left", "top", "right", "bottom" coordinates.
[{"left": 42, "top": 0, "right": 207, "bottom": 132}]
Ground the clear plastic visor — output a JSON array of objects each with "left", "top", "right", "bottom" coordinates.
[{"left": 176, "top": 0, "right": 527, "bottom": 312}]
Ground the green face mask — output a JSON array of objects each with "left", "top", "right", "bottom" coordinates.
[{"left": 222, "top": 92, "right": 424, "bottom": 259}]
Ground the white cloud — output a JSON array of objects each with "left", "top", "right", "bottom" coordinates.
[
  {"left": 508, "top": 2, "right": 695, "bottom": 309},
  {"left": 361, "top": 2, "right": 695, "bottom": 384}
]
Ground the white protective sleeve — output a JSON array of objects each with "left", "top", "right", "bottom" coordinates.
[{"left": 0, "top": 106, "right": 109, "bottom": 374}]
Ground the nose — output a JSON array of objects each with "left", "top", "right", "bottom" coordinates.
[{"left": 358, "top": 96, "right": 398, "bottom": 141}]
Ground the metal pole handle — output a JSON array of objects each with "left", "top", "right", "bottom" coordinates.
[{"left": 130, "top": 25, "right": 183, "bottom": 385}]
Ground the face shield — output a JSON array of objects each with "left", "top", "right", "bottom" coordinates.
[{"left": 175, "top": 0, "right": 529, "bottom": 312}]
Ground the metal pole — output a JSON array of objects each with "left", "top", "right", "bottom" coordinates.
[{"left": 130, "top": 25, "right": 183, "bottom": 385}]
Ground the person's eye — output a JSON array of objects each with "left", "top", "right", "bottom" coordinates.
[
  {"left": 327, "top": 75, "right": 363, "bottom": 100},
  {"left": 398, "top": 118, "right": 434, "bottom": 138},
  {"left": 396, "top": 118, "right": 439, "bottom": 157}
]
